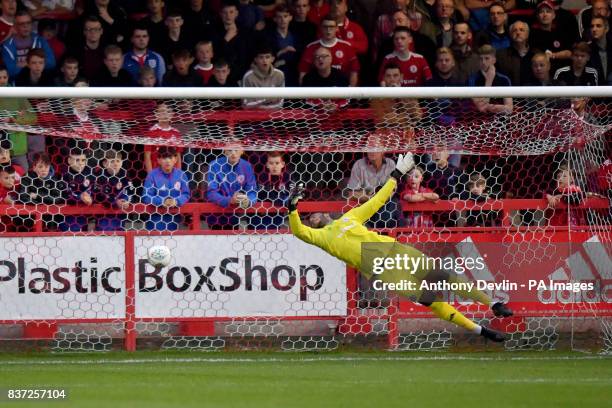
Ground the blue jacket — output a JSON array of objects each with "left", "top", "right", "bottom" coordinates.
[
  {"left": 142, "top": 168, "right": 190, "bottom": 207},
  {"left": 206, "top": 157, "right": 257, "bottom": 208},
  {"left": 2, "top": 33, "right": 56, "bottom": 79},
  {"left": 123, "top": 50, "right": 166, "bottom": 85}
]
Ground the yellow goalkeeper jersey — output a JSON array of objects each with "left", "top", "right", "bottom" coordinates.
[{"left": 288, "top": 178, "right": 398, "bottom": 270}]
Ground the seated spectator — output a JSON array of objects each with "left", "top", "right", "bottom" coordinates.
[
  {"left": 401, "top": 166, "right": 438, "bottom": 228},
  {"left": 208, "top": 57, "right": 238, "bottom": 87},
  {"left": 142, "top": 146, "right": 190, "bottom": 231},
  {"left": 0, "top": 72, "right": 37, "bottom": 170},
  {"left": 578, "top": 0, "right": 611, "bottom": 41},
  {"left": 206, "top": 148, "right": 258, "bottom": 229},
  {"left": 553, "top": 42, "right": 598, "bottom": 86},
  {"left": 123, "top": 24, "right": 166, "bottom": 85},
  {"left": 529, "top": 0, "right": 575, "bottom": 71},
  {"left": 255, "top": 151, "right": 291, "bottom": 229},
  {"left": 455, "top": 172, "right": 498, "bottom": 227},
  {"left": 450, "top": 22, "right": 479, "bottom": 83},
  {"left": 160, "top": 10, "right": 197, "bottom": 69},
  {"left": 60, "top": 147, "right": 95, "bottom": 232},
  {"left": 495, "top": 20, "right": 534, "bottom": 86},
  {"left": 332, "top": 0, "right": 368, "bottom": 55},
  {"left": 144, "top": 102, "right": 182, "bottom": 173},
  {"left": 0, "top": 139, "right": 25, "bottom": 184},
  {"left": 546, "top": 165, "right": 587, "bottom": 226},
  {"left": 76, "top": 16, "right": 106, "bottom": 81},
  {"left": 241, "top": 44, "right": 285, "bottom": 109},
  {"left": 302, "top": 46, "right": 349, "bottom": 86},
  {"left": 93, "top": 44, "right": 135, "bottom": 86},
  {"left": 93, "top": 149, "right": 135, "bottom": 231},
  {"left": 303, "top": 47, "right": 349, "bottom": 110},
  {"left": 378, "top": 26, "right": 432, "bottom": 86},
  {"left": 345, "top": 141, "right": 402, "bottom": 228},
  {"left": 289, "top": 0, "right": 317, "bottom": 55},
  {"left": 525, "top": 52, "right": 553, "bottom": 86},
  {"left": 0, "top": 0, "right": 17, "bottom": 44},
  {"left": 54, "top": 56, "right": 80, "bottom": 86},
  {"left": 18, "top": 152, "right": 65, "bottom": 205},
  {"left": 237, "top": 0, "right": 265, "bottom": 32},
  {"left": 194, "top": 40, "right": 215, "bottom": 85},
  {"left": 376, "top": 10, "right": 437, "bottom": 69},
  {"left": 298, "top": 14, "right": 360, "bottom": 86},
  {"left": 15, "top": 48, "right": 55, "bottom": 86},
  {"left": 473, "top": 2, "right": 510, "bottom": 50},
  {"left": 0, "top": 164, "right": 17, "bottom": 204},
  {"left": 588, "top": 17, "right": 611, "bottom": 85},
  {"left": 2, "top": 10, "right": 56, "bottom": 80},
  {"left": 181, "top": 0, "right": 215, "bottom": 42},
  {"left": 212, "top": 0, "right": 256, "bottom": 81},
  {"left": 469, "top": 44, "right": 513, "bottom": 114},
  {"left": 423, "top": 148, "right": 461, "bottom": 199},
  {"left": 372, "top": 63, "right": 422, "bottom": 132},
  {"left": 142, "top": 0, "right": 167, "bottom": 52},
  {"left": 139, "top": 65, "right": 158, "bottom": 87},
  {"left": 268, "top": 5, "right": 299, "bottom": 86},
  {"left": 38, "top": 19, "right": 65, "bottom": 62},
  {"left": 163, "top": 48, "right": 203, "bottom": 87},
  {"left": 17, "top": 152, "right": 65, "bottom": 231}
]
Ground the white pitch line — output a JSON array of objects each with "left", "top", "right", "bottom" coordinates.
[{"left": 1, "top": 355, "right": 611, "bottom": 366}]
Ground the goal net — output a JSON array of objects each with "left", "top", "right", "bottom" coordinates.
[{"left": 0, "top": 87, "right": 610, "bottom": 353}]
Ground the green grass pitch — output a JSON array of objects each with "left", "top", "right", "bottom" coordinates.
[{"left": 1, "top": 351, "right": 611, "bottom": 408}]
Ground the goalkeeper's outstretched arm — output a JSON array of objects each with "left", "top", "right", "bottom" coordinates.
[{"left": 344, "top": 153, "right": 415, "bottom": 224}]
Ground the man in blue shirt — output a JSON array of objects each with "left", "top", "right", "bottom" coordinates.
[
  {"left": 142, "top": 147, "right": 190, "bottom": 231},
  {"left": 206, "top": 148, "right": 257, "bottom": 229}
]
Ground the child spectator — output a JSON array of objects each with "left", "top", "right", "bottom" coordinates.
[
  {"left": 255, "top": 151, "right": 291, "bottom": 228},
  {"left": 0, "top": 75, "right": 36, "bottom": 170},
  {"left": 455, "top": 172, "right": 498, "bottom": 227},
  {"left": 242, "top": 44, "right": 285, "bottom": 109},
  {"left": 93, "top": 149, "right": 135, "bottom": 231},
  {"left": 19, "top": 152, "right": 66, "bottom": 205},
  {"left": 17, "top": 152, "right": 65, "bottom": 230},
  {"left": 401, "top": 166, "right": 438, "bottom": 228},
  {"left": 60, "top": 147, "right": 95, "bottom": 232},
  {"left": 546, "top": 165, "right": 588, "bottom": 226},
  {"left": 160, "top": 10, "right": 196, "bottom": 68},
  {"left": 268, "top": 5, "right": 299, "bottom": 86},
  {"left": 14, "top": 48, "right": 55, "bottom": 86},
  {"left": 208, "top": 58, "right": 237, "bottom": 87},
  {"left": 553, "top": 42, "right": 599, "bottom": 86},
  {"left": 38, "top": 19, "right": 65, "bottom": 62},
  {"left": 162, "top": 48, "right": 203, "bottom": 86},
  {"left": 142, "top": 146, "right": 190, "bottom": 231},
  {"left": 194, "top": 41, "right": 215, "bottom": 85},
  {"left": 93, "top": 44, "right": 134, "bottom": 86},
  {"left": 378, "top": 27, "right": 432, "bottom": 87},
  {"left": 139, "top": 65, "right": 158, "bottom": 87},
  {"left": 0, "top": 164, "right": 17, "bottom": 204},
  {"left": 0, "top": 139, "right": 25, "bottom": 185},
  {"left": 206, "top": 148, "right": 257, "bottom": 229},
  {"left": 144, "top": 102, "right": 183, "bottom": 173},
  {"left": 54, "top": 56, "right": 79, "bottom": 86}
]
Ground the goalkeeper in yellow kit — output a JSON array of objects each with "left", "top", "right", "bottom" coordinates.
[{"left": 288, "top": 153, "right": 512, "bottom": 342}]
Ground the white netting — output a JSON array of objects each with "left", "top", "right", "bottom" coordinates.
[{"left": 0, "top": 88, "right": 610, "bottom": 353}]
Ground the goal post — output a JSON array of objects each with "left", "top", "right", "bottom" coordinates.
[{"left": 0, "top": 86, "right": 610, "bottom": 353}]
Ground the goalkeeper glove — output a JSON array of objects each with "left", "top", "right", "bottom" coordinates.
[
  {"left": 288, "top": 182, "right": 305, "bottom": 213},
  {"left": 390, "top": 152, "right": 415, "bottom": 181}
]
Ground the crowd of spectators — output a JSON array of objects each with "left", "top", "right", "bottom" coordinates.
[{"left": 0, "top": 0, "right": 610, "bottom": 232}]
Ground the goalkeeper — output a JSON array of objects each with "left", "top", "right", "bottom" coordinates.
[{"left": 288, "top": 153, "right": 513, "bottom": 342}]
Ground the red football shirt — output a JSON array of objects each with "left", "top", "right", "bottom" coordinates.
[
  {"left": 379, "top": 51, "right": 432, "bottom": 87},
  {"left": 337, "top": 18, "right": 368, "bottom": 55},
  {"left": 299, "top": 39, "right": 360, "bottom": 78},
  {"left": 194, "top": 63, "right": 214, "bottom": 85},
  {"left": 0, "top": 18, "right": 12, "bottom": 44},
  {"left": 144, "top": 124, "right": 183, "bottom": 169}
]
